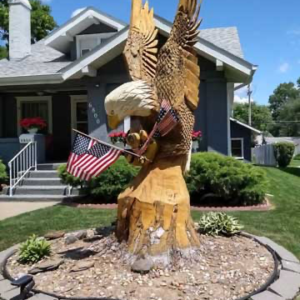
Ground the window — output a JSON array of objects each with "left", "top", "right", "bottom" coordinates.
[
  {"left": 71, "top": 96, "right": 88, "bottom": 142},
  {"left": 231, "top": 138, "right": 244, "bottom": 159}
]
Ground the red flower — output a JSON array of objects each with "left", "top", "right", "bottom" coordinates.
[{"left": 20, "top": 117, "right": 47, "bottom": 130}]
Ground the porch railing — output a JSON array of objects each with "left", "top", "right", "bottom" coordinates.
[{"left": 8, "top": 142, "right": 37, "bottom": 196}]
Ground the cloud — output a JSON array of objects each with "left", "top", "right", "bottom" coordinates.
[
  {"left": 234, "top": 85, "right": 254, "bottom": 104},
  {"left": 278, "top": 62, "right": 290, "bottom": 73},
  {"left": 71, "top": 7, "right": 87, "bottom": 18},
  {"left": 287, "top": 29, "right": 300, "bottom": 36}
]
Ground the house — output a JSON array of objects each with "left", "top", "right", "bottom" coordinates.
[{"left": 0, "top": 0, "right": 258, "bottom": 165}]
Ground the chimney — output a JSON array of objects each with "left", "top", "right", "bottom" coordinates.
[{"left": 8, "top": 0, "right": 32, "bottom": 60}]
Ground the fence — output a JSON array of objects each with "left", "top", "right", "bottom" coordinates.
[{"left": 253, "top": 144, "right": 277, "bottom": 167}]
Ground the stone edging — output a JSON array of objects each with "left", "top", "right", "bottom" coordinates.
[{"left": 0, "top": 235, "right": 300, "bottom": 300}]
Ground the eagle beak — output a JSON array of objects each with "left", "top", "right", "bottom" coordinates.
[{"left": 108, "top": 115, "right": 121, "bottom": 129}]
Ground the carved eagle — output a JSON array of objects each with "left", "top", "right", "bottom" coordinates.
[{"left": 105, "top": 0, "right": 202, "bottom": 156}]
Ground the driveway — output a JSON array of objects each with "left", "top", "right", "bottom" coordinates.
[{"left": 0, "top": 202, "right": 58, "bottom": 221}]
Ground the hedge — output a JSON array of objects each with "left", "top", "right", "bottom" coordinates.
[
  {"left": 0, "top": 160, "right": 8, "bottom": 190},
  {"left": 58, "top": 153, "right": 268, "bottom": 206},
  {"left": 273, "top": 142, "right": 295, "bottom": 168}
]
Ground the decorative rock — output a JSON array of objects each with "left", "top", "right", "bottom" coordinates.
[
  {"left": 73, "top": 230, "right": 88, "bottom": 240},
  {"left": 131, "top": 258, "right": 154, "bottom": 274},
  {"left": 64, "top": 235, "right": 78, "bottom": 245},
  {"left": 29, "top": 259, "right": 64, "bottom": 275},
  {"left": 282, "top": 259, "right": 300, "bottom": 274},
  {"left": 71, "top": 261, "right": 95, "bottom": 272},
  {"left": 44, "top": 231, "right": 65, "bottom": 240}
]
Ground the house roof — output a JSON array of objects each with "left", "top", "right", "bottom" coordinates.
[
  {"left": 230, "top": 118, "right": 262, "bottom": 135},
  {"left": 0, "top": 7, "right": 256, "bottom": 86}
]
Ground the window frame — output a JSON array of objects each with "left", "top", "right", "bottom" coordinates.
[
  {"left": 16, "top": 96, "right": 53, "bottom": 136},
  {"left": 71, "top": 95, "right": 88, "bottom": 142},
  {"left": 231, "top": 138, "right": 244, "bottom": 160}
]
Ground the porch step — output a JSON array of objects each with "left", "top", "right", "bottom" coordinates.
[
  {"left": 37, "top": 163, "right": 63, "bottom": 171},
  {"left": 0, "top": 195, "right": 83, "bottom": 202},
  {"left": 13, "top": 186, "right": 68, "bottom": 196},
  {"left": 22, "top": 178, "right": 64, "bottom": 186},
  {"left": 29, "top": 171, "right": 59, "bottom": 179}
]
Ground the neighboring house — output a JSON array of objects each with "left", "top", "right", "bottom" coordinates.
[{"left": 0, "top": 0, "right": 258, "bottom": 164}]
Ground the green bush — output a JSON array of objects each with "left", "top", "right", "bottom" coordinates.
[
  {"left": 58, "top": 157, "right": 139, "bottom": 201},
  {"left": 186, "top": 152, "right": 268, "bottom": 206},
  {"left": 274, "top": 142, "right": 295, "bottom": 168},
  {"left": 0, "top": 160, "right": 8, "bottom": 188},
  {"left": 197, "top": 212, "right": 243, "bottom": 236},
  {"left": 18, "top": 235, "right": 51, "bottom": 264},
  {"left": 294, "top": 154, "right": 300, "bottom": 161}
]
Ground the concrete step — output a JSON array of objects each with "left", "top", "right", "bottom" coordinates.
[
  {"left": 22, "top": 178, "right": 64, "bottom": 186},
  {"left": 0, "top": 195, "right": 83, "bottom": 202},
  {"left": 13, "top": 186, "right": 68, "bottom": 196},
  {"left": 37, "top": 163, "right": 64, "bottom": 171},
  {"left": 29, "top": 171, "right": 59, "bottom": 179}
]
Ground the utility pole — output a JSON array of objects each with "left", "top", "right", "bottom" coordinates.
[{"left": 247, "top": 84, "right": 253, "bottom": 126}]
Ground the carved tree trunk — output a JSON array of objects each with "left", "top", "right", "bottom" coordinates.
[{"left": 116, "top": 154, "right": 200, "bottom": 261}]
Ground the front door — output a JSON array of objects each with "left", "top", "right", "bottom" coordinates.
[{"left": 71, "top": 96, "right": 88, "bottom": 141}]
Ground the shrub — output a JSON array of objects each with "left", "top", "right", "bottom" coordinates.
[
  {"left": 274, "top": 142, "right": 295, "bottom": 168},
  {"left": 18, "top": 235, "right": 51, "bottom": 264},
  {"left": 197, "top": 212, "right": 243, "bottom": 236},
  {"left": 186, "top": 152, "right": 268, "bottom": 206},
  {"left": 0, "top": 160, "right": 8, "bottom": 189},
  {"left": 294, "top": 154, "right": 300, "bottom": 161},
  {"left": 58, "top": 157, "right": 139, "bottom": 201},
  {"left": 89, "top": 157, "right": 139, "bottom": 200}
]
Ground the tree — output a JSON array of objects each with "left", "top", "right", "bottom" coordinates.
[
  {"left": 269, "top": 81, "right": 300, "bottom": 120},
  {"left": 0, "top": 45, "right": 7, "bottom": 59},
  {"left": 0, "top": 0, "right": 56, "bottom": 57},
  {"left": 233, "top": 102, "right": 273, "bottom": 133}
]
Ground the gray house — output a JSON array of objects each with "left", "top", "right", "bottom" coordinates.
[{"left": 0, "top": 0, "right": 258, "bottom": 165}]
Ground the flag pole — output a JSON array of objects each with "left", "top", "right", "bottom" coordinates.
[{"left": 72, "top": 129, "right": 144, "bottom": 160}]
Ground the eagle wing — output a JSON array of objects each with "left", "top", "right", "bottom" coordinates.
[
  {"left": 124, "top": 0, "right": 159, "bottom": 83},
  {"left": 155, "top": 0, "right": 202, "bottom": 111}
]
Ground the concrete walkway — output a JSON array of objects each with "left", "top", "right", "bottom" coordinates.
[{"left": 0, "top": 202, "right": 57, "bottom": 221}]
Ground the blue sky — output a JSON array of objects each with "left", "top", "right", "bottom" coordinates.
[{"left": 43, "top": 0, "right": 300, "bottom": 105}]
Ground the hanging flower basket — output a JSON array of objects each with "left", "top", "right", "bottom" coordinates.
[
  {"left": 109, "top": 131, "right": 127, "bottom": 147},
  {"left": 20, "top": 117, "right": 47, "bottom": 134},
  {"left": 192, "top": 130, "right": 202, "bottom": 152}
]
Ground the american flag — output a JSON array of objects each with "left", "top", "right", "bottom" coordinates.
[
  {"left": 66, "top": 133, "right": 96, "bottom": 174},
  {"left": 71, "top": 142, "right": 122, "bottom": 181},
  {"left": 153, "top": 99, "right": 179, "bottom": 138}
]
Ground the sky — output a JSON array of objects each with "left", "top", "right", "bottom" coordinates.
[{"left": 42, "top": 0, "right": 300, "bottom": 105}]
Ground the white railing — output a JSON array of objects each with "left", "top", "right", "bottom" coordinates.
[{"left": 8, "top": 142, "right": 37, "bottom": 196}]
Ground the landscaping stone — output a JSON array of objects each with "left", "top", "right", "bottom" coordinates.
[
  {"left": 251, "top": 290, "right": 284, "bottom": 300},
  {"left": 30, "top": 294, "right": 57, "bottom": 300},
  {"left": 281, "top": 260, "right": 300, "bottom": 274},
  {"left": 70, "top": 230, "right": 87, "bottom": 240},
  {"left": 269, "top": 270, "right": 300, "bottom": 299},
  {"left": 64, "top": 235, "right": 78, "bottom": 245},
  {"left": 131, "top": 258, "right": 154, "bottom": 274},
  {"left": 255, "top": 236, "right": 300, "bottom": 263},
  {"left": 71, "top": 261, "right": 94, "bottom": 272},
  {"left": 44, "top": 231, "right": 65, "bottom": 240},
  {"left": 29, "top": 259, "right": 64, "bottom": 275}
]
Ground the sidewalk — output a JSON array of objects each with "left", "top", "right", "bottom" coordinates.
[{"left": 0, "top": 202, "right": 58, "bottom": 221}]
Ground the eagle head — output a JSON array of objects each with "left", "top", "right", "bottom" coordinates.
[{"left": 105, "top": 80, "right": 158, "bottom": 129}]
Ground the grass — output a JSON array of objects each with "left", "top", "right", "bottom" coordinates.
[{"left": 0, "top": 160, "right": 300, "bottom": 260}]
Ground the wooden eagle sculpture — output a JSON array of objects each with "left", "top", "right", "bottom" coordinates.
[{"left": 105, "top": 0, "right": 202, "bottom": 266}]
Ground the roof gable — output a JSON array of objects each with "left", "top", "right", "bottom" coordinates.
[{"left": 44, "top": 7, "right": 126, "bottom": 54}]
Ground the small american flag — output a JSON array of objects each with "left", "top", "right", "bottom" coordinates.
[
  {"left": 71, "top": 142, "right": 122, "bottom": 181},
  {"left": 154, "top": 99, "right": 179, "bottom": 138},
  {"left": 66, "top": 133, "right": 96, "bottom": 174}
]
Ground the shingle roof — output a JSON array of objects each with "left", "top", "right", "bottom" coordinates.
[{"left": 0, "top": 9, "right": 245, "bottom": 79}]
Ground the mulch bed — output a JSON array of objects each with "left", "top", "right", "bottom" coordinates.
[{"left": 6, "top": 228, "right": 275, "bottom": 300}]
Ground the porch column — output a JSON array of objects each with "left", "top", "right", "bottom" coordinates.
[
  {"left": 205, "top": 76, "right": 230, "bottom": 155},
  {"left": 87, "top": 83, "right": 109, "bottom": 142}
]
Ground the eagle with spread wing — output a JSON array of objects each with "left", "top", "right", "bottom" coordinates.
[
  {"left": 105, "top": 0, "right": 203, "bottom": 258},
  {"left": 105, "top": 0, "right": 202, "bottom": 158}
]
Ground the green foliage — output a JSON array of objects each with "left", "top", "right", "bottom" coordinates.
[
  {"left": 0, "top": 159, "right": 8, "bottom": 187},
  {"left": 274, "top": 142, "right": 295, "bottom": 168},
  {"left": 0, "top": 45, "right": 7, "bottom": 59},
  {"left": 0, "top": 0, "right": 57, "bottom": 44},
  {"left": 197, "top": 212, "right": 243, "bottom": 236},
  {"left": 294, "top": 154, "right": 300, "bottom": 161},
  {"left": 233, "top": 102, "right": 273, "bottom": 133},
  {"left": 186, "top": 153, "right": 268, "bottom": 206},
  {"left": 89, "top": 157, "right": 139, "bottom": 200},
  {"left": 58, "top": 157, "right": 139, "bottom": 201},
  {"left": 18, "top": 234, "right": 51, "bottom": 264}
]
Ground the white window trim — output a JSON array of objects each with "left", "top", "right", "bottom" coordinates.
[
  {"left": 16, "top": 96, "right": 53, "bottom": 136},
  {"left": 76, "top": 33, "right": 115, "bottom": 59},
  {"left": 231, "top": 138, "right": 244, "bottom": 160},
  {"left": 71, "top": 95, "right": 88, "bottom": 141}
]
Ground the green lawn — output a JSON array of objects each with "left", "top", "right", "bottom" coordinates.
[{"left": 0, "top": 161, "right": 300, "bottom": 260}]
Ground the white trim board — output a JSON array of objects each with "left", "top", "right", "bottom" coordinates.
[{"left": 16, "top": 96, "right": 53, "bottom": 135}]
